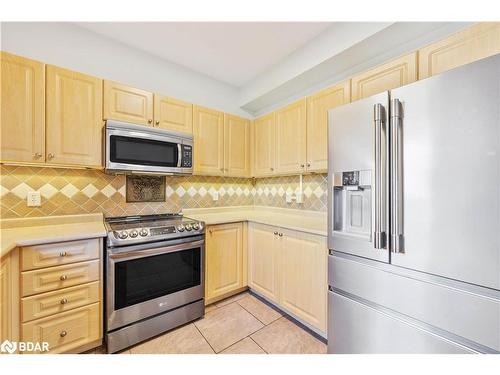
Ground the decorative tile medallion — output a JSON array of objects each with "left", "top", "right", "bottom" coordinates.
[{"left": 126, "top": 176, "right": 165, "bottom": 203}]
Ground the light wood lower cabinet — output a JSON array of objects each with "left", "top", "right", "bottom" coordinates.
[
  {"left": 21, "top": 302, "right": 100, "bottom": 354},
  {"left": 418, "top": 22, "right": 500, "bottom": 79},
  {"left": 1, "top": 249, "right": 20, "bottom": 346},
  {"left": 248, "top": 222, "right": 327, "bottom": 333},
  {"left": 205, "top": 222, "right": 246, "bottom": 304}
]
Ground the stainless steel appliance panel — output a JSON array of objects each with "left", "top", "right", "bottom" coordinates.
[
  {"left": 328, "top": 91, "right": 389, "bottom": 262},
  {"left": 329, "top": 253, "right": 500, "bottom": 351},
  {"left": 328, "top": 291, "right": 475, "bottom": 354},
  {"left": 389, "top": 55, "right": 500, "bottom": 289}
]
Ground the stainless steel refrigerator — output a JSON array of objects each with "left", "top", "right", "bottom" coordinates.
[{"left": 327, "top": 54, "right": 500, "bottom": 354}]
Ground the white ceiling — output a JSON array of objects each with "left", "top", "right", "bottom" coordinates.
[{"left": 76, "top": 22, "right": 333, "bottom": 87}]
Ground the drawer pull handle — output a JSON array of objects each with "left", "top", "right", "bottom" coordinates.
[
  {"left": 59, "top": 251, "right": 68, "bottom": 257},
  {"left": 273, "top": 231, "right": 278, "bottom": 235},
  {"left": 60, "top": 275, "right": 68, "bottom": 281},
  {"left": 60, "top": 330, "right": 67, "bottom": 338},
  {"left": 60, "top": 298, "right": 68, "bottom": 305},
  {"left": 278, "top": 233, "right": 283, "bottom": 237}
]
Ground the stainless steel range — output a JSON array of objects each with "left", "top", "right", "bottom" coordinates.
[{"left": 104, "top": 213, "right": 205, "bottom": 353}]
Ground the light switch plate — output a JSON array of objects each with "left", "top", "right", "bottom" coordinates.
[{"left": 27, "top": 191, "right": 41, "bottom": 207}]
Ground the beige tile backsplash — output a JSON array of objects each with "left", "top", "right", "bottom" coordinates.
[{"left": 0, "top": 165, "right": 327, "bottom": 218}]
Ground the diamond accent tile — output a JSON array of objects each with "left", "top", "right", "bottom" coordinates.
[
  {"left": 176, "top": 186, "right": 186, "bottom": 197},
  {"left": 101, "top": 184, "right": 117, "bottom": 198},
  {"left": 313, "top": 186, "right": 324, "bottom": 199},
  {"left": 60, "top": 183, "right": 79, "bottom": 198},
  {"left": 0, "top": 186, "right": 10, "bottom": 197},
  {"left": 187, "top": 186, "right": 197, "bottom": 197},
  {"left": 81, "top": 184, "right": 99, "bottom": 198},
  {"left": 165, "top": 186, "right": 174, "bottom": 197},
  {"left": 10, "top": 182, "right": 34, "bottom": 199},
  {"left": 198, "top": 186, "right": 207, "bottom": 197}
]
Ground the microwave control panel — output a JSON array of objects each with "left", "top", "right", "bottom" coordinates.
[{"left": 181, "top": 145, "right": 192, "bottom": 168}]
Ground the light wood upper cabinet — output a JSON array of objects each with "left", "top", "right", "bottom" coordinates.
[
  {"left": 46, "top": 66, "right": 103, "bottom": 167},
  {"left": 275, "top": 99, "right": 307, "bottom": 174},
  {"left": 419, "top": 22, "right": 500, "bottom": 79},
  {"left": 306, "top": 81, "right": 350, "bottom": 172},
  {"left": 205, "top": 222, "right": 245, "bottom": 303},
  {"left": 253, "top": 113, "right": 276, "bottom": 177},
  {"left": 193, "top": 105, "right": 224, "bottom": 175},
  {"left": 153, "top": 95, "right": 193, "bottom": 133},
  {"left": 248, "top": 223, "right": 280, "bottom": 303},
  {"left": 279, "top": 229, "right": 327, "bottom": 332},
  {"left": 351, "top": 52, "right": 417, "bottom": 101},
  {"left": 103, "top": 80, "right": 153, "bottom": 125},
  {"left": 224, "top": 114, "right": 251, "bottom": 177},
  {"left": 1, "top": 52, "right": 45, "bottom": 164}
]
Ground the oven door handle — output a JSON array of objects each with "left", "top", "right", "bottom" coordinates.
[
  {"left": 109, "top": 239, "right": 204, "bottom": 261},
  {"left": 177, "top": 143, "right": 182, "bottom": 168}
]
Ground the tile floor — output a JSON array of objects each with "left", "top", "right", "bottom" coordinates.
[{"left": 96, "top": 291, "right": 327, "bottom": 354}]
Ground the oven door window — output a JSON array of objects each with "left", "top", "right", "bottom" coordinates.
[
  {"left": 110, "top": 135, "right": 179, "bottom": 167},
  {"left": 114, "top": 247, "right": 201, "bottom": 310}
]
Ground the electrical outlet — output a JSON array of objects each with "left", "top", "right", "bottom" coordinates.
[
  {"left": 27, "top": 191, "right": 41, "bottom": 207},
  {"left": 286, "top": 192, "right": 293, "bottom": 203},
  {"left": 212, "top": 191, "right": 219, "bottom": 201},
  {"left": 295, "top": 192, "right": 303, "bottom": 204}
]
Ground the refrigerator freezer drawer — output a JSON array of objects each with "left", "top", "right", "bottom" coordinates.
[
  {"left": 328, "top": 291, "right": 475, "bottom": 354},
  {"left": 329, "top": 253, "right": 500, "bottom": 352}
]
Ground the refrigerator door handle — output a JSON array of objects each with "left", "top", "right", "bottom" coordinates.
[
  {"left": 374, "top": 103, "right": 387, "bottom": 249},
  {"left": 390, "top": 99, "right": 405, "bottom": 253}
]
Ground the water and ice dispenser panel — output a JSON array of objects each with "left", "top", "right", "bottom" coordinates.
[{"left": 333, "top": 170, "right": 372, "bottom": 241}]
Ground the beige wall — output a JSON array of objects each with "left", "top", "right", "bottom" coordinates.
[{"left": 0, "top": 166, "right": 327, "bottom": 218}]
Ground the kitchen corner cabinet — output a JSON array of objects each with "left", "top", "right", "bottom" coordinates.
[
  {"left": 205, "top": 222, "right": 247, "bottom": 304},
  {"left": 103, "top": 80, "right": 154, "bottom": 125},
  {"left": 418, "top": 22, "right": 500, "bottom": 79},
  {"left": 193, "top": 105, "right": 224, "bottom": 175},
  {"left": 248, "top": 222, "right": 327, "bottom": 333},
  {"left": 253, "top": 113, "right": 276, "bottom": 177},
  {"left": 46, "top": 66, "right": 103, "bottom": 167},
  {"left": 306, "top": 81, "right": 350, "bottom": 172},
  {"left": 351, "top": 52, "right": 418, "bottom": 101},
  {"left": 0, "top": 249, "right": 20, "bottom": 348},
  {"left": 275, "top": 99, "right": 307, "bottom": 174},
  {"left": 224, "top": 114, "right": 251, "bottom": 177},
  {"left": 1, "top": 52, "right": 45, "bottom": 164},
  {"left": 154, "top": 95, "right": 193, "bottom": 133}
]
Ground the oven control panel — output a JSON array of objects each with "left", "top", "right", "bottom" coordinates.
[
  {"left": 150, "top": 227, "right": 176, "bottom": 236},
  {"left": 181, "top": 145, "right": 192, "bottom": 168}
]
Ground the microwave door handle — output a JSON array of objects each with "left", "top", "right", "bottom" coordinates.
[
  {"left": 390, "top": 99, "right": 404, "bottom": 253},
  {"left": 374, "top": 103, "right": 387, "bottom": 250},
  {"left": 177, "top": 144, "right": 182, "bottom": 168}
]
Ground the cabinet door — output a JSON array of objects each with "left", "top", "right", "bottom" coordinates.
[
  {"left": 419, "top": 22, "right": 500, "bottom": 79},
  {"left": 224, "top": 114, "right": 251, "bottom": 177},
  {"left": 193, "top": 105, "right": 224, "bottom": 175},
  {"left": 351, "top": 52, "right": 417, "bottom": 101},
  {"left": 103, "top": 80, "right": 153, "bottom": 125},
  {"left": 1, "top": 52, "right": 45, "bottom": 163},
  {"left": 46, "top": 66, "right": 103, "bottom": 167},
  {"left": 275, "top": 99, "right": 307, "bottom": 174},
  {"left": 1, "top": 250, "right": 20, "bottom": 344},
  {"left": 153, "top": 95, "right": 193, "bottom": 133},
  {"left": 248, "top": 223, "right": 280, "bottom": 302},
  {"left": 253, "top": 113, "right": 275, "bottom": 177},
  {"left": 206, "top": 223, "right": 244, "bottom": 302},
  {"left": 279, "top": 229, "right": 327, "bottom": 332},
  {"left": 306, "top": 81, "right": 350, "bottom": 172}
]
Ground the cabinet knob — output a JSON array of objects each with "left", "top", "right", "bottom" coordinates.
[
  {"left": 307, "top": 163, "right": 311, "bottom": 167},
  {"left": 60, "top": 298, "right": 68, "bottom": 305},
  {"left": 278, "top": 233, "right": 283, "bottom": 237},
  {"left": 300, "top": 164, "right": 305, "bottom": 168},
  {"left": 60, "top": 330, "right": 67, "bottom": 338},
  {"left": 273, "top": 231, "right": 278, "bottom": 235},
  {"left": 148, "top": 119, "right": 153, "bottom": 124},
  {"left": 59, "top": 251, "right": 67, "bottom": 257},
  {"left": 209, "top": 229, "right": 213, "bottom": 234},
  {"left": 270, "top": 168, "right": 274, "bottom": 171},
  {"left": 155, "top": 120, "right": 160, "bottom": 126},
  {"left": 34, "top": 152, "right": 42, "bottom": 159},
  {"left": 47, "top": 153, "right": 55, "bottom": 160},
  {"left": 59, "top": 275, "right": 67, "bottom": 281}
]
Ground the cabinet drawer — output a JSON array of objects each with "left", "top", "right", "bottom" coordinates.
[
  {"left": 22, "top": 302, "right": 100, "bottom": 354},
  {"left": 21, "top": 239, "right": 100, "bottom": 271},
  {"left": 21, "top": 281, "right": 99, "bottom": 322},
  {"left": 21, "top": 260, "right": 100, "bottom": 297}
]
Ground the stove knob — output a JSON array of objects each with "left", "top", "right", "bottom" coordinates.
[
  {"left": 185, "top": 224, "right": 193, "bottom": 231},
  {"left": 118, "top": 231, "right": 128, "bottom": 239},
  {"left": 192, "top": 223, "right": 200, "bottom": 230},
  {"left": 177, "top": 225, "right": 185, "bottom": 232},
  {"left": 129, "top": 230, "right": 139, "bottom": 238},
  {"left": 139, "top": 229, "right": 148, "bottom": 237}
]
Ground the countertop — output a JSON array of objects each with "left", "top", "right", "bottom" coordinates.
[
  {"left": 0, "top": 213, "right": 107, "bottom": 258},
  {"left": 184, "top": 206, "right": 327, "bottom": 236}
]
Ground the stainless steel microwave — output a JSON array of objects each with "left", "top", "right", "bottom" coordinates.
[{"left": 105, "top": 120, "right": 193, "bottom": 175}]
